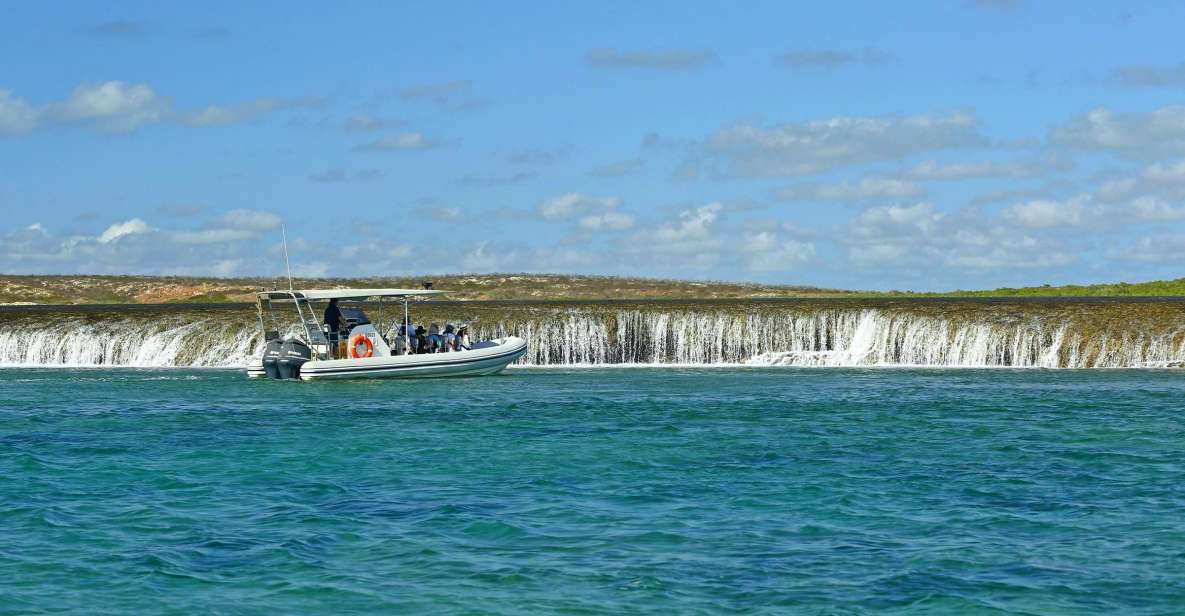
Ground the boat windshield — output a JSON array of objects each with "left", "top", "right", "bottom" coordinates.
[{"left": 339, "top": 307, "right": 370, "bottom": 326}]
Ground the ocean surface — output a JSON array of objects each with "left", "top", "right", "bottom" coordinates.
[{"left": 2, "top": 367, "right": 1184, "bottom": 614}]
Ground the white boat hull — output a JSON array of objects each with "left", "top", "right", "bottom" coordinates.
[{"left": 295, "top": 336, "right": 527, "bottom": 381}]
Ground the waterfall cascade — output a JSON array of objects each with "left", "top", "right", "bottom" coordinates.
[
  {"left": 0, "top": 314, "right": 260, "bottom": 368},
  {"left": 476, "top": 307, "right": 1185, "bottom": 368},
  {"left": 1, "top": 301, "right": 1183, "bottom": 369}
]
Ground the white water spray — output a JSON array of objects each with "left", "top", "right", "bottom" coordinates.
[{"left": 1, "top": 305, "right": 1182, "bottom": 369}]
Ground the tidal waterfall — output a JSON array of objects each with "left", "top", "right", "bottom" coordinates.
[
  {"left": 475, "top": 306, "right": 1185, "bottom": 368},
  {"left": 1, "top": 300, "right": 1183, "bottom": 368},
  {"left": 0, "top": 314, "right": 260, "bottom": 367}
]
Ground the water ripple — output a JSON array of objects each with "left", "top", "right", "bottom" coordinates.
[{"left": 2, "top": 367, "right": 1185, "bottom": 613}]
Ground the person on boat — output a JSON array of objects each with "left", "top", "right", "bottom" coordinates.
[
  {"left": 429, "top": 324, "right": 442, "bottom": 353},
  {"left": 395, "top": 322, "right": 410, "bottom": 355},
  {"left": 323, "top": 298, "right": 348, "bottom": 358},
  {"left": 416, "top": 325, "right": 430, "bottom": 354},
  {"left": 391, "top": 325, "right": 408, "bottom": 355},
  {"left": 443, "top": 324, "right": 457, "bottom": 352},
  {"left": 456, "top": 326, "right": 471, "bottom": 351}
]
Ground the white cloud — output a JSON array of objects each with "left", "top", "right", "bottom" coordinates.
[
  {"left": 0, "top": 217, "right": 375, "bottom": 276},
  {"left": 743, "top": 232, "right": 815, "bottom": 271},
  {"left": 171, "top": 229, "right": 257, "bottom": 244},
  {"left": 293, "top": 261, "right": 329, "bottom": 277},
  {"left": 774, "top": 177, "right": 924, "bottom": 202},
  {"left": 1, "top": 82, "right": 322, "bottom": 136},
  {"left": 1125, "top": 196, "right": 1185, "bottom": 221},
  {"left": 538, "top": 193, "right": 623, "bottom": 221},
  {"left": 1142, "top": 159, "right": 1185, "bottom": 182},
  {"left": 219, "top": 209, "right": 282, "bottom": 232},
  {"left": 579, "top": 211, "right": 635, "bottom": 231},
  {"left": 1099, "top": 159, "right": 1185, "bottom": 203},
  {"left": 941, "top": 235, "right": 1074, "bottom": 269},
  {"left": 180, "top": 97, "right": 321, "bottom": 127},
  {"left": 655, "top": 202, "right": 721, "bottom": 244},
  {"left": 1052, "top": 106, "right": 1185, "bottom": 157},
  {"left": 0, "top": 90, "right": 40, "bottom": 134},
  {"left": 339, "top": 241, "right": 411, "bottom": 260},
  {"left": 699, "top": 112, "right": 983, "bottom": 178},
  {"left": 209, "top": 259, "right": 244, "bottom": 276},
  {"left": 167, "top": 210, "right": 281, "bottom": 244},
  {"left": 905, "top": 158, "right": 1066, "bottom": 180},
  {"left": 843, "top": 203, "right": 1076, "bottom": 270},
  {"left": 97, "top": 218, "right": 152, "bottom": 244},
  {"left": 850, "top": 203, "right": 944, "bottom": 238},
  {"left": 1001, "top": 197, "right": 1094, "bottom": 228},
  {"left": 617, "top": 203, "right": 724, "bottom": 270},
  {"left": 354, "top": 132, "right": 441, "bottom": 151},
  {"left": 343, "top": 114, "right": 385, "bottom": 132},
  {"left": 1106, "top": 234, "right": 1185, "bottom": 262},
  {"left": 55, "top": 81, "right": 169, "bottom": 132},
  {"left": 462, "top": 241, "right": 518, "bottom": 272},
  {"left": 847, "top": 242, "right": 908, "bottom": 265}
]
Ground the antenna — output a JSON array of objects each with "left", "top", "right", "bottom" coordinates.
[{"left": 281, "top": 223, "right": 295, "bottom": 291}]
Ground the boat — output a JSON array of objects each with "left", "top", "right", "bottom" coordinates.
[{"left": 246, "top": 288, "right": 527, "bottom": 380}]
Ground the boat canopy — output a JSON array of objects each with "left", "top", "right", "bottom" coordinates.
[{"left": 258, "top": 288, "right": 446, "bottom": 302}]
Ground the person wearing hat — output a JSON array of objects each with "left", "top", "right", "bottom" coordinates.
[
  {"left": 415, "top": 325, "right": 429, "bottom": 354},
  {"left": 456, "top": 325, "right": 471, "bottom": 351}
]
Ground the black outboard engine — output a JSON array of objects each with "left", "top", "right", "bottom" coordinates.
[
  {"left": 262, "top": 338, "right": 284, "bottom": 379},
  {"left": 277, "top": 338, "right": 312, "bottom": 379}
]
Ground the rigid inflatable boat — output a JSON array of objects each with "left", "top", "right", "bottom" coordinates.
[{"left": 246, "top": 288, "right": 526, "bottom": 381}]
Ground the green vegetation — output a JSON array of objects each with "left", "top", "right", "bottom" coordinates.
[
  {"left": 0, "top": 274, "right": 852, "bottom": 305},
  {"left": 2, "top": 273, "right": 1184, "bottom": 305},
  {"left": 889, "top": 278, "right": 1185, "bottom": 298}
]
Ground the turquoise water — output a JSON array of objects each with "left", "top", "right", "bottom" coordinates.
[{"left": 2, "top": 368, "right": 1184, "bottom": 614}]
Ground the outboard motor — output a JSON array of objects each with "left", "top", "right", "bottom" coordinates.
[
  {"left": 262, "top": 338, "right": 284, "bottom": 379},
  {"left": 278, "top": 338, "right": 313, "bottom": 379}
]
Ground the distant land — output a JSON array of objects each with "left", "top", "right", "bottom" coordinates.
[{"left": 1, "top": 274, "right": 1184, "bottom": 305}]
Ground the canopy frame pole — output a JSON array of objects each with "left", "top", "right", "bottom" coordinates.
[
  {"left": 288, "top": 293, "right": 328, "bottom": 360},
  {"left": 378, "top": 297, "right": 385, "bottom": 341}
]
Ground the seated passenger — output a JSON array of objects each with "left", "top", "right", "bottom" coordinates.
[
  {"left": 429, "top": 324, "right": 442, "bottom": 353},
  {"left": 416, "top": 326, "right": 430, "bottom": 354},
  {"left": 401, "top": 323, "right": 415, "bottom": 355},
  {"left": 458, "top": 326, "right": 471, "bottom": 350},
  {"left": 392, "top": 326, "right": 408, "bottom": 355},
  {"left": 443, "top": 324, "right": 456, "bottom": 352}
]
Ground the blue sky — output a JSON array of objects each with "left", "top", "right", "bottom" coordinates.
[{"left": 2, "top": 1, "right": 1185, "bottom": 290}]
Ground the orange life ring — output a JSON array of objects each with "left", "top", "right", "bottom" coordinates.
[{"left": 349, "top": 334, "right": 374, "bottom": 358}]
